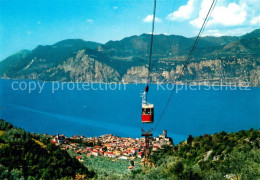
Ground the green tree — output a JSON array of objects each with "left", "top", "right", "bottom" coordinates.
[
  {"left": 10, "top": 169, "right": 24, "bottom": 180},
  {"left": 3, "top": 128, "right": 30, "bottom": 145},
  {"left": 224, "top": 149, "right": 260, "bottom": 180},
  {"left": 187, "top": 135, "right": 193, "bottom": 145},
  {"left": 0, "top": 119, "right": 13, "bottom": 130}
]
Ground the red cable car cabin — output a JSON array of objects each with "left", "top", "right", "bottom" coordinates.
[{"left": 142, "top": 103, "right": 154, "bottom": 123}]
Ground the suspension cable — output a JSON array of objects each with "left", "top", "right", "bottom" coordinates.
[
  {"left": 150, "top": 0, "right": 176, "bottom": 70},
  {"left": 147, "top": 0, "right": 157, "bottom": 85},
  {"left": 154, "top": 0, "right": 217, "bottom": 131},
  {"left": 167, "top": 0, "right": 177, "bottom": 35}
]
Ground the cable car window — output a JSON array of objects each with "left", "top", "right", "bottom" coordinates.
[
  {"left": 142, "top": 108, "right": 145, "bottom": 114},
  {"left": 146, "top": 109, "right": 151, "bottom": 114}
]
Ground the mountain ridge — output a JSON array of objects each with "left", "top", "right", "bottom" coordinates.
[{"left": 1, "top": 28, "right": 259, "bottom": 86}]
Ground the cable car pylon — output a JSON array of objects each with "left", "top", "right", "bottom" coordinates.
[{"left": 141, "top": 128, "right": 153, "bottom": 167}]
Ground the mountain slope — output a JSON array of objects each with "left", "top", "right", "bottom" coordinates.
[
  {"left": 94, "top": 128, "right": 260, "bottom": 179},
  {"left": 0, "top": 120, "right": 259, "bottom": 179},
  {"left": 0, "top": 119, "right": 94, "bottom": 179},
  {"left": 211, "top": 29, "right": 260, "bottom": 58},
  {"left": 0, "top": 50, "right": 31, "bottom": 77},
  {"left": 0, "top": 29, "right": 259, "bottom": 86},
  {"left": 145, "top": 129, "right": 260, "bottom": 180},
  {"left": 241, "top": 28, "right": 260, "bottom": 39},
  {"left": 102, "top": 34, "right": 195, "bottom": 57},
  {"left": 0, "top": 39, "right": 102, "bottom": 77},
  {"left": 199, "top": 36, "right": 240, "bottom": 46}
]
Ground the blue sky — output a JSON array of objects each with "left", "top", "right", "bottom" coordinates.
[{"left": 0, "top": 0, "right": 259, "bottom": 60}]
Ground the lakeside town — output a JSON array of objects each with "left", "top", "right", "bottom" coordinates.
[{"left": 50, "top": 130, "right": 173, "bottom": 164}]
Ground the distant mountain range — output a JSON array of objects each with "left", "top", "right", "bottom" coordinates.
[{"left": 0, "top": 29, "right": 259, "bottom": 86}]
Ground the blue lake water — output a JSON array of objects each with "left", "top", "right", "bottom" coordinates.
[{"left": 0, "top": 79, "right": 259, "bottom": 144}]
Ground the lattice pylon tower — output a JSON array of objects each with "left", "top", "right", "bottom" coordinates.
[{"left": 141, "top": 128, "right": 153, "bottom": 167}]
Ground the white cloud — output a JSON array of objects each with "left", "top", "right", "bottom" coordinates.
[
  {"left": 113, "top": 6, "right": 118, "bottom": 10},
  {"left": 202, "top": 29, "right": 224, "bottom": 37},
  {"left": 250, "top": 15, "right": 260, "bottom": 25},
  {"left": 167, "top": 0, "right": 196, "bottom": 21},
  {"left": 86, "top": 19, "right": 93, "bottom": 23},
  {"left": 190, "top": 0, "right": 212, "bottom": 27},
  {"left": 202, "top": 27, "right": 255, "bottom": 37},
  {"left": 190, "top": 1, "right": 247, "bottom": 28},
  {"left": 143, "top": 15, "right": 162, "bottom": 23},
  {"left": 210, "top": 3, "right": 247, "bottom": 26}
]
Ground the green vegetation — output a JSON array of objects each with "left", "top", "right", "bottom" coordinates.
[
  {"left": 67, "top": 137, "right": 94, "bottom": 147},
  {"left": 32, "top": 138, "right": 47, "bottom": 149},
  {"left": 91, "top": 129, "right": 260, "bottom": 179},
  {"left": 146, "top": 130, "right": 260, "bottom": 180},
  {"left": 0, "top": 119, "right": 259, "bottom": 179},
  {"left": 68, "top": 150, "right": 142, "bottom": 178},
  {"left": 0, "top": 130, "right": 5, "bottom": 136},
  {"left": 0, "top": 119, "right": 94, "bottom": 179},
  {"left": 0, "top": 119, "right": 13, "bottom": 130}
]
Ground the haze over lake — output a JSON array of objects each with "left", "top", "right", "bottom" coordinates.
[{"left": 0, "top": 79, "right": 259, "bottom": 143}]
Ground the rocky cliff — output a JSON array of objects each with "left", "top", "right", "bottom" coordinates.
[{"left": 0, "top": 29, "right": 259, "bottom": 86}]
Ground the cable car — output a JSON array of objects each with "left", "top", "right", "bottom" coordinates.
[
  {"left": 142, "top": 103, "right": 154, "bottom": 123},
  {"left": 141, "top": 86, "right": 154, "bottom": 123}
]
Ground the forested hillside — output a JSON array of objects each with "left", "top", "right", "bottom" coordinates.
[
  {"left": 0, "top": 119, "right": 94, "bottom": 179},
  {"left": 93, "top": 129, "right": 260, "bottom": 179},
  {"left": 0, "top": 119, "right": 259, "bottom": 179}
]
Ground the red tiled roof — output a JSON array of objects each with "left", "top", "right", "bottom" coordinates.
[
  {"left": 104, "top": 152, "right": 114, "bottom": 155},
  {"left": 76, "top": 156, "right": 82, "bottom": 160}
]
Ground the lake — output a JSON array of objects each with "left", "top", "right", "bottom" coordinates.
[{"left": 0, "top": 79, "right": 259, "bottom": 144}]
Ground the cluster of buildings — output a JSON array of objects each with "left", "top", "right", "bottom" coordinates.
[{"left": 51, "top": 130, "right": 173, "bottom": 161}]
